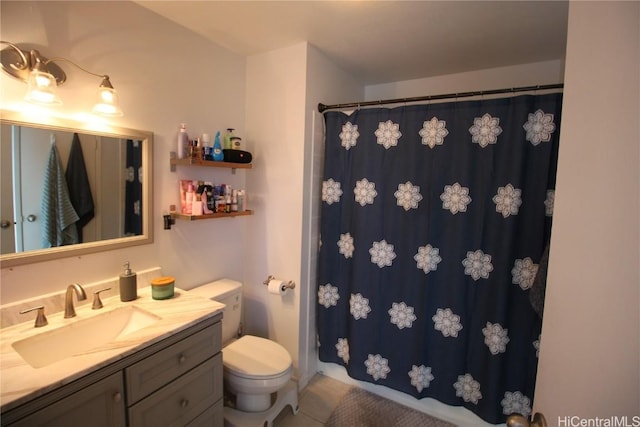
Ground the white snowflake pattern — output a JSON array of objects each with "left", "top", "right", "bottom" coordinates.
[
  {"left": 469, "top": 113, "right": 503, "bottom": 148},
  {"left": 337, "top": 233, "right": 355, "bottom": 259},
  {"left": 544, "top": 189, "right": 555, "bottom": 217},
  {"left": 414, "top": 244, "right": 442, "bottom": 274},
  {"left": 318, "top": 284, "right": 340, "bottom": 308},
  {"left": 523, "top": 109, "right": 556, "bottom": 146},
  {"left": 432, "top": 308, "right": 463, "bottom": 337},
  {"left": 511, "top": 257, "right": 539, "bottom": 290},
  {"left": 482, "top": 322, "right": 510, "bottom": 355},
  {"left": 420, "top": 116, "right": 449, "bottom": 148},
  {"left": 133, "top": 200, "right": 141, "bottom": 216},
  {"left": 365, "top": 354, "right": 391, "bottom": 381},
  {"left": 492, "top": 184, "right": 522, "bottom": 218},
  {"left": 408, "top": 365, "right": 434, "bottom": 392},
  {"left": 501, "top": 391, "right": 532, "bottom": 417},
  {"left": 354, "top": 178, "right": 378, "bottom": 206},
  {"left": 335, "top": 338, "right": 350, "bottom": 364},
  {"left": 138, "top": 167, "right": 143, "bottom": 183},
  {"left": 533, "top": 335, "right": 541, "bottom": 358},
  {"left": 388, "top": 302, "right": 417, "bottom": 329},
  {"left": 339, "top": 122, "right": 359, "bottom": 150},
  {"left": 462, "top": 250, "right": 494, "bottom": 281},
  {"left": 394, "top": 181, "right": 423, "bottom": 211},
  {"left": 374, "top": 120, "right": 402, "bottom": 149},
  {"left": 126, "top": 166, "right": 135, "bottom": 182},
  {"left": 454, "top": 374, "right": 482, "bottom": 404},
  {"left": 369, "top": 240, "right": 396, "bottom": 268},
  {"left": 440, "top": 182, "right": 472, "bottom": 214},
  {"left": 350, "top": 293, "right": 372, "bottom": 320},
  {"left": 322, "top": 179, "right": 343, "bottom": 205}
]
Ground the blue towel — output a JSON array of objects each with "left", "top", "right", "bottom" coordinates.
[
  {"left": 41, "top": 138, "right": 79, "bottom": 247},
  {"left": 65, "top": 133, "right": 94, "bottom": 242}
]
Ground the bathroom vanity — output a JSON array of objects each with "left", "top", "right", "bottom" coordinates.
[{"left": 0, "top": 287, "right": 224, "bottom": 426}]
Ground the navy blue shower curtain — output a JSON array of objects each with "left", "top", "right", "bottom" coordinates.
[
  {"left": 317, "top": 93, "right": 562, "bottom": 424},
  {"left": 124, "top": 139, "right": 142, "bottom": 236}
]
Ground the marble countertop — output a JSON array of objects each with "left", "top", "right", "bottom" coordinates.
[{"left": 0, "top": 287, "right": 224, "bottom": 412}]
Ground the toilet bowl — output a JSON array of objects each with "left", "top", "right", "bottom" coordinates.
[
  {"left": 187, "top": 279, "right": 299, "bottom": 425},
  {"left": 223, "top": 335, "right": 293, "bottom": 412}
]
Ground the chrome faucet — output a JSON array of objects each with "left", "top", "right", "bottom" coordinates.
[{"left": 64, "top": 283, "right": 87, "bottom": 318}]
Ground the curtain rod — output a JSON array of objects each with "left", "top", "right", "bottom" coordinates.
[{"left": 317, "top": 83, "right": 564, "bottom": 113}]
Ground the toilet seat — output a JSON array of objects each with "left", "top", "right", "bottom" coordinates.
[{"left": 223, "top": 335, "right": 292, "bottom": 380}]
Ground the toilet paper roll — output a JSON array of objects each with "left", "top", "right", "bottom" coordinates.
[{"left": 268, "top": 279, "right": 288, "bottom": 296}]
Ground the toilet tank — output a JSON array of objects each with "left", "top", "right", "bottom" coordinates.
[{"left": 188, "top": 279, "right": 242, "bottom": 345}]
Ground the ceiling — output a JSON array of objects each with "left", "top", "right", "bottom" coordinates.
[{"left": 135, "top": 1, "right": 569, "bottom": 86}]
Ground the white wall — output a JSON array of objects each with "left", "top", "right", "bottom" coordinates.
[
  {"left": 244, "top": 42, "right": 362, "bottom": 387},
  {"left": 535, "top": 1, "right": 640, "bottom": 420},
  {"left": 365, "top": 59, "right": 565, "bottom": 101},
  {"left": 244, "top": 43, "right": 308, "bottom": 379},
  {"left": 0, "top": 1, "right": 247, "bottom": 302}
]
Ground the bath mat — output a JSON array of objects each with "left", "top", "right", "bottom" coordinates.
[{"left": 326, "top": 387, "right": 455, "bottom": 427}]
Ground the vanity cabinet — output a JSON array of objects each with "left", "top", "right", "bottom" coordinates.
[
  {"left": 3, "top": 315, "right": 223, "bottom": 427},
  {"left": 8, "top": 372, "right": 126, "bottom": 427}
]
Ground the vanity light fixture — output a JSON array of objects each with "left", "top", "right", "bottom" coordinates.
[{"left": 0, "top": 41, "right": 123, "bottom": 117}]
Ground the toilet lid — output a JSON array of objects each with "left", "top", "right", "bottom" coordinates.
[{"left": 223, "top": 335, "right": 292, "bottom": 379}]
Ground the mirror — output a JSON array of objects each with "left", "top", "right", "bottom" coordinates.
[{"left": 0, "top": 110, "right": 153, "bottom": 268}]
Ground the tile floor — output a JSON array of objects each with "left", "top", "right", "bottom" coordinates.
[{"left": 274, "top": 374, "right": 353, "bottom": 426}]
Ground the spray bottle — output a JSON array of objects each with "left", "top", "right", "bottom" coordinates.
[{"left": 212, "top": 131, "right": 224, "bottom": 161}]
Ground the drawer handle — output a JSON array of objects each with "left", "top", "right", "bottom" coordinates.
[
  {"left": 180, "top": 399, "right": 189, "bottom": 408},
  {"left": 178, "top": 354, "right": 187, "bottom": 364},
  {"left": 113, "top": 392, "right": 122, "bottom": 403}
]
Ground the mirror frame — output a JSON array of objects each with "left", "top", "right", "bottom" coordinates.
[{"left": 0, "top": 110, "right": 153, "bottom": 268}]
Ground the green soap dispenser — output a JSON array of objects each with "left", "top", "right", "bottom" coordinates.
[{"left": 119, "top": 261, "right": 137, "bottom": 301}]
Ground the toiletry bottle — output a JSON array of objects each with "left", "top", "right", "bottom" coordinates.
[
  {"left": 202, "top": 133, "right": 212, "bottom": 160},
  {"left": 231, "top": 190, "right": 238, "bottom": 212},
  {"left": 192, "top": 189, "right": 203, "bottom": 215},
  {"left": 212, "top": 131, "right": 224, "bottom": 161},
  {"left": 177, "top": 123, "right": 189, "bottom": 159},
  {"left": 223, "top": 128, "right": 235, "bottom": 150},
  {"left": 237, "top": 190, "right": 245, "bottom": 212},
  {"left": 119, "top": 261, "right": 137, "bottom": 301},
  {"left": 185, "top": 184, "right": 194, "bottom": 214}
]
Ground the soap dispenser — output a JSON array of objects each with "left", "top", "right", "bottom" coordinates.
[{"left": 119, "top": 261, "right": 137, "bottom": 301}]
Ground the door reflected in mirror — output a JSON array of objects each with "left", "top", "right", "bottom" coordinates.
[{"left": 0, "top": 111, "right": 153, "bottom": 267}]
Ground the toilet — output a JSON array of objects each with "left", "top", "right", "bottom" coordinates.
[{"left": 189, "top": 279, "right": 299, "bottom": 426}]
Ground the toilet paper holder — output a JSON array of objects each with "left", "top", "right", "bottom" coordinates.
[{"left": 263, "top": 275, "right": 296, "bottom": 290}]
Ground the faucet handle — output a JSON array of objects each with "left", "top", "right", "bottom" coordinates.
[
  {"left": 20, "top": 306, "right": 48, "bottom": 328},
  {"left": 92, "top": 288, "right": 112, "bottom": 310}
]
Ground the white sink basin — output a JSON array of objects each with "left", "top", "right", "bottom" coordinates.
[{"left": 12, "top": 306, "right": 161, "bottom": 368}]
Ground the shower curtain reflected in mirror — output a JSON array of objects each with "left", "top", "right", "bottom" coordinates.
[
  {"left": 125, "top": 139, "right": 142, "bottom": 236},
  {"left": 317, "top": 93, "right": 562, "bottom": 424}
]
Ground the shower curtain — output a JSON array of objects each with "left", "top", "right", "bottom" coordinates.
[
  {"left": 124, "top": 139, "right": 142, "bottom": 236},
  {"left": 317, "top": 93, "right": 561, "bottom": 424}
]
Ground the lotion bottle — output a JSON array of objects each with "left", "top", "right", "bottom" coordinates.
[
  {"left": 177, "top": 123, "right": 189, "bottom": 159},
  {"left": 185, "top": 184, "right": 194, "bottom": 214},
  {"left": 119, "top": 261, "right": 137, "bottom": 301}
]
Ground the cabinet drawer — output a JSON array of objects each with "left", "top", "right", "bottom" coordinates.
[
  {"left": 126, "top": 322, "right": 221, "bottom": 404},
  {"left": 186, "top": 399, "right": 223, "bottom": 427},
  {"left": 8, "top": 372, "right": 125, "bottom": 427},
  {"left": 128, "top": 354, "right": 222, "bottom": 427}
]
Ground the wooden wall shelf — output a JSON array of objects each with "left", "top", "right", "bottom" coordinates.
[
  {"left": 171, "top": 210, "right": 253, "bottom": 221},
  {"left": 169, "top": 155, "right": 252, "bottom": 172}
]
